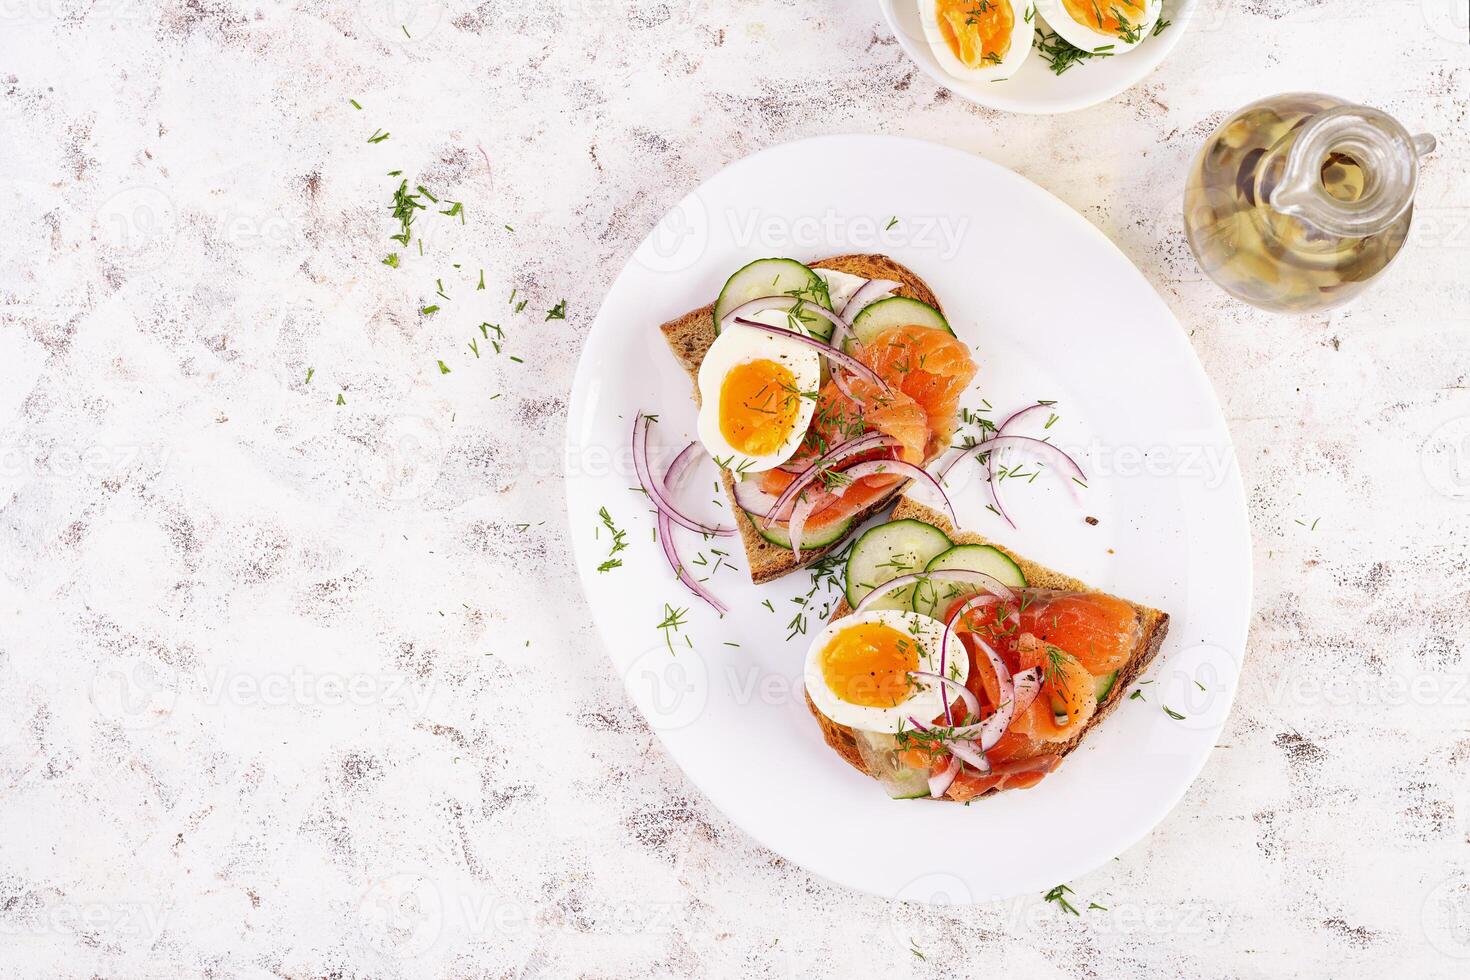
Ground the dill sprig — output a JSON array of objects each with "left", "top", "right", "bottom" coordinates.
[
  {"left": 656, "top": 603, "right": 689, "bottom": 654},
  {"left": 1044, "top": 884, "right": 1080, "bottom": 916},
  {"left": 597, "top": 506, "right": 628, "bottom": 572},
  {"left": 785, "top": 540, "right": 852, "bottom": 640},
  {"left": 389, "top": 179, "right": 426, "bottom": 248},
  {"left": 1033, "top": 25, "right": 1112, "bottom": 75}
]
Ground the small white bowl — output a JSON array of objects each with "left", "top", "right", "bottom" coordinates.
[{"left": 880, "top": 0, "right": 1197, "bottom": 115}]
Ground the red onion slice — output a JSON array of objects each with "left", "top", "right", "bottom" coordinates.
[
  {"left": 996, "top": 402, "right": 1050, "bottom": 438},
  {"left": 978, "top": 667, "right": 1043, "bottom": 749},
  {"left": 937, "top": 593, "right": 1018, "bottom": 723},
  {"left": 910, "top": 670, "right": 980, "bottom": 725},
  {"left": 656, "top": 509, "right": 726, "bottom": 615},
  {"left": 717, "top": 296, "right": 850, "bottom": 339},
  {"left": 936, "top": 402, "right": 1085, "bottom": 531},
  {"left": 762, "top": 432, "right": 895, "bottom": 528},
  {"left": 657, "top": 443, "right": 729, "bottom": 614},
  {"left": 979, "top": 434, "right": 1087, "bottom": 530},
  {"left": 904, "top": 717, "right": 989, "bottom": 778},
  {"left": 839, "top": 460, "right": 957, "bottom": 527},
  {"left": 970, "top": 635, "right": 1017, "bottom": 749},
  {"left": 853, "top": 568, "right": 1016, "bottom": 615},
  {"left": 829, "top": 364, "right": 864, "bottom": 405},
  {"left": 729, "top": 475, "right": 779, "bottom": 514},
  {"left": 827, "top": 277, "right": 898, "bottom": 350},
  {"left": 949, "top": 667, "right": 1043, "bottom": 748},
  {"left": 973, "top": 435, "right": 1087, "bottom": 483},
  {"left": 1011, "top": 668, "right": 1044, "bottom": 716},
  {"left": 942, "top": 596, "right": 1015, "bottom": 741},
  {"left": 936, "top": 404, "right": 1049, "bottom": 482},
  {"left": 984, "top": 408, "right": 1042, "bottom": 530},
  {"left": 632, "top": 414, "right": 735, "bottom": 537},
  {"left": 928, "top": 753, "right": 961, "bottom": 798},
  {"left": 986, "top": 475, "right": 1017, "bottom": 530},
  {"left": 843, "top": 278, "right": 901, "bottom": 318},
  {"left": 787, "top": 490, "right": 819, "bottom": 561},
  {"left": 827, "top": 282, "right": 861, "bottom": 351},
  {"left": 729, "top": 317, "right": 892, "bottom": 396},
  {"left": 947, "top": 738, "right": 990, "bottom": 774}
]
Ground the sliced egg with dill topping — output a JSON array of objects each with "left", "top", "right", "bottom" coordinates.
[
  {"left": 919, "top": 0, "right": 1034, "bottom": 82},
  {"left": 804, "top": 610, "right": 965, "bottom": 735},
  {"left": 695, "top": 313, "right": 822, "bottom": 473},
  {"left": 1034, "top": 0, "right": 1160, "bottom": 54}
]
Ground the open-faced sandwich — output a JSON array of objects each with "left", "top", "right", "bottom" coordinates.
[
  {"left": 804, "top": 497, "right": 1169, "bottom": 801},
  {"left": 660, "top": 255, "right": 976, "bottom": 585}
]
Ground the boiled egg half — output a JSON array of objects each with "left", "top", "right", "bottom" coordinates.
[
  {"left": 1034, "top": 0, "right": 1160, "bottom": 54},
  {"left": 804, "top": 610, "right": 965, "bottom": 735},
  {"left": 919, "top": 0, "right": 1035, "bottom": 82},
  {"left": 696, "top": 312, "right": 822, "bottom": 473}
]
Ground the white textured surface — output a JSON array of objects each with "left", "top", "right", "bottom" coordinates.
[{"left": 2, "top": 1, "right": 1468, "bottom": 977}]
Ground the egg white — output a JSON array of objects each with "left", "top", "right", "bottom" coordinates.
[
  {"left": 695, "top": 312, "right": 822, "bottom": 474},
  {"left": 804, "top": 610, "right": 967, "bottom": 735},
  {"left": 1034, "top": 0, "right": 1159, "bottom": 55},
  {"left": 918, "top": 0, "right": 1034, "bottom": 83}
]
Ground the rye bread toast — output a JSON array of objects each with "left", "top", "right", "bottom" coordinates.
[
  {"left": 806, "top": 497, "right": 1171, "bottom": 799},
  {"left": 658, "top": 254, "right": 945, "bottom": 585}
]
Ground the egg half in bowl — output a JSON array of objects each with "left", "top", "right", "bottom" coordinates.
[
  {"left": 695, "top": 313, "right": 822, "bottom": 473},
  {"left": 918, "top": 0, "right": 1035, "bottom": 82},
  {"left": 804, "top": 610, "right": 965, "bottom": 735},
  {"left": 1034, "top": 0, "right": 1160, "bottom": 54}
]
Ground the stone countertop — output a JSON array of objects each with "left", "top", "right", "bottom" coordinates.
[{"left": 2, "top": 1, "right": 1468, "bottom": 976}]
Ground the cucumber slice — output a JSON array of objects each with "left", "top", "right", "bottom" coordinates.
[
  {"left": 712, "top": 258, "right": 835, "bottom": 339},
  {"left": 912, "top": 544, "right": 1028, "bottom": 618},
  {"left": 1093, "top": 671, "right": 1118, "bottom": 703},
  {"left": 847, "top": 296, "right": 953, "bottom": 350},
  {"left": 844, "top": 519, "right": 952, "bottom": 611},
  {"left": 748, "top": 510, "right": 852, "bottom": 551},
  {"left": 853, "top": 731, "right": 930, "bottom": 800}
]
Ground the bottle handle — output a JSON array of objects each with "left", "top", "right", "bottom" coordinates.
[{"left": 1412, "top": 133, "right": 1437, "bottom": 157}]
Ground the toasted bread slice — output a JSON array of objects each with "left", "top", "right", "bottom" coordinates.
[
  {"left": 659, "top": 254, "right": 944, "bottom": 585},
  {"left": 806, "top": 497, "right": 1171, "bottom": 800}
]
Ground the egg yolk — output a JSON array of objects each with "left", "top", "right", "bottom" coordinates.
[
  {"left": 936, "top": 0, "right": 1013, "bottom": 68},
  {"left": 1063, "top": 0, "right": 1144, "bottom": 35},
  {"left": 719, "top": 358, "right": 802, "bottom": 457},
  {"left": 820, "top": 623, "right": 920, "bottom": 708}
]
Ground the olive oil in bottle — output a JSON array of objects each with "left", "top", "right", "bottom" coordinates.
[{"left": 1183, "top": 93, "right": 1435, "bottom": 313}]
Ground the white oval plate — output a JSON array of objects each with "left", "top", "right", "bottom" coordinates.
[
  {"left": 880, "top": 0, "right": 1197, "bottom": 114},
  {"left": 566, "top": 135, "right": 1250, "bottom": 903}
]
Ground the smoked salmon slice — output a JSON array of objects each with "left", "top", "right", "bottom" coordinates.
[
  {"left": 1019, "top": 592, "right": 1141, "bottom": 675},
  {"left": 944, "top": 588, "right": 1141, "bottom": 761},
  {"left": 1012, "top": 633, "right": 1098, "bottom": 743},
  {"left": 945, "top": 753, "right": 1062, "bottom": 802},
  {"left": 858, "top": 325, "right": 978, "bottom": 456}
]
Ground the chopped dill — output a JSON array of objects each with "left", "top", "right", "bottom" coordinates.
[
  {"left": 1043, "top": 884, "right": 1080, "bottom": 916},
  {"left": 656, "top": 603, "right": 689, "bottom": 654}
]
